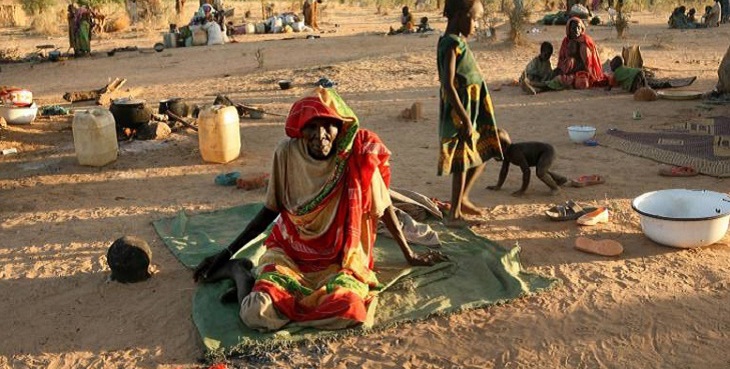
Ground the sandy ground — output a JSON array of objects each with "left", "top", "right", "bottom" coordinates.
[{"left": 1, "top": 4, "right": 730, "bottom": 368}]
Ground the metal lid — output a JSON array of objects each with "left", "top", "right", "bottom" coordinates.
[{"left": 113, "top": 98, "right": 146, "bottom": 106}]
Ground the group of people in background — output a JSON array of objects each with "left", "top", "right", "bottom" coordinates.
[
  {"left": 520, "top": 17, "right": 607, "bottom": 94},
  {"left": 388, "top": 5, "right": 435, "bottom": 35},
  {"left": 520, "top": 16, "right": 649, "bottom": 95},
  {"left": 669, "top": 0, "right": 728, "bottom": 28}
]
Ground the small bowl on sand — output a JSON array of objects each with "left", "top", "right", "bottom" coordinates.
[
  {"left": 278, "top": 80, "right": 292, "bottom": 90},
  {"left": 567, "top": 125, "right": 596, "bottom": 144}
]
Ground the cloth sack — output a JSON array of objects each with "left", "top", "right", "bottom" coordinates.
[{"left": 204, "top": 21, "right": 224, "bottom": 45}]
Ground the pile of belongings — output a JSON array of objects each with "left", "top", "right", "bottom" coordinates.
[{"left": 229, "top": 12, "right": 312, "bottom": 35}]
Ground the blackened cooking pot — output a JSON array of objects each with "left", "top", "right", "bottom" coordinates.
[
  {"left": 110, "top": 98, "right": 152, "bottom": 130},
  {"left": 158, "top": 97, "right": 189, "bottom": 117}
]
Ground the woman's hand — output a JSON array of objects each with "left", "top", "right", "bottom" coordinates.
[
  {"left": 193, "top": 249, "right": 232, "bottom": 283},
  {"left": 458, "top": 121, "right": 475, "bottom": 141},
  {"left": 406, "top": 249, "right": 449, "bottom": 266}
]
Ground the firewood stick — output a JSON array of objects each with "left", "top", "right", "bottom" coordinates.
[
  {"left": 166, "top": 111, "right": 198, "bottom": 131},
  {"left": 64, "top": 78, "right": 127, "bottom": 103},
  {"left": 238, "top": 104, "right": 287, "bottom": 117}
]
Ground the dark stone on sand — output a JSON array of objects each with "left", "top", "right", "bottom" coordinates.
[
  {"left": 136, "top": 122, "right": 171, "bottom": 140},
  {"left": 107, "top": 236, "right": 152, "bottom": 283}
]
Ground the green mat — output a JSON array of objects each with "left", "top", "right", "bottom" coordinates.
[{"left": 153, "top": 203, "right": 559, "bottom": 352}]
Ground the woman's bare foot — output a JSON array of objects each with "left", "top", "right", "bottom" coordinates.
[{"left": 461, "top": 200, "right": 486, "bottom": 216}]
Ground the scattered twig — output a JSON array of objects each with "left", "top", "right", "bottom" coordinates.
[{"left": 166, "top": 111, "right": 198, "bottom": 131}]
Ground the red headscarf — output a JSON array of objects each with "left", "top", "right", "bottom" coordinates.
[
  {"left": 285, "top": 96, "right": 344, "bottom": 138},
  {"left": 558, "top": 17, "right": 606, "bottom": 86}
]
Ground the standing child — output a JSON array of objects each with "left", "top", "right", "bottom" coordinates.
[{"left": 437, "top": 0, "right": 503, "bottom": 227}]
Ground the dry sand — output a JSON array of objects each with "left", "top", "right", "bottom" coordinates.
[{"left": 1, "top": 4, "right": 729, "bottom": 368}]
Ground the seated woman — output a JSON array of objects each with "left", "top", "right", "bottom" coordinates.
[
  {"left": 705, "top": 0, "right": 722, "bottom": 27},
  {"left": 668, "top": 6, "right": 697, "bottom": 28},
  {"left": 551, "top": 17, "right": 606, "bottom": 89},
  {"left": 194, "top": 88, "right": 447, "bottom": 332},
  {"left": 190, "top": 3, "right": 215, "bottom": 26}
]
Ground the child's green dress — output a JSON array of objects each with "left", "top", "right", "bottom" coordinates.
[{"left": 437, "top": 34, "right": 502, "bottom": 175}]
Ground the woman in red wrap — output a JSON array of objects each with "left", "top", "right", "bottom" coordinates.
[
  {"left": 555, "top": 17, "right": 606, "bottom": 89},
  {"left": 194, "top": 88, "right": 447, "bottom": 331}
]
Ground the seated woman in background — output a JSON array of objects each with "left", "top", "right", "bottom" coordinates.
[
  {"left": 668, "top": 6, "right": 696, "bottom": 28},
  {"left": 553, "top": 17, "right": 606, "bottom": 89},
  {"left": 705, "top": 0, "right": 722, "bottom": 27},
  {"left": 190, "top": 3, "right": 216, "bottom": 25}
]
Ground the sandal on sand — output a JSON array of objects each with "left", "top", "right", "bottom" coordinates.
[
  {"left": 574, "top": 236, "right": 623, "bottom": 256},
  {"left": 570, "top": 174, "right": 605, "bottom": 187},
  {"left": 576, "top": 207, "right": 609, "bottom": 226},
  {"left": 545, "top": 200, "right": 597, "bottom": 221},
  {"left": 659, "top": 165, "right": 698, "bottom": 177},
  {"left": 215, "top": 171, "right": 241, "bottom": 186},
  {"left": 236, "top": 173, "right": 270, "bottom": 191}
]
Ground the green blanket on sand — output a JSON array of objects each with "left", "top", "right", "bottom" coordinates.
[{"left": 153, "top": 203, "right": 558, "bottom": 352}]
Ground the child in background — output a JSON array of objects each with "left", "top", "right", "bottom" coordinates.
[
  {"left": 437, "top": 0, "right": 503, "bottom": 227},
  {"left": 416, "top": 16, "right": 435, "bottom": 33},
  {"left": 519, "top": 41, "right": 559, "bottom": 94},
  {"left": 688, "top": 8, "right": 698, "bottom": 23},
  {"left": 389, "top": 6, "right": 415, "bottom": 34},
  {"left": 400, "top": 6, "right": 414, "bottom": 30},
  {"left": 607, "top": 55, "right": 647, "bottom": 93}
]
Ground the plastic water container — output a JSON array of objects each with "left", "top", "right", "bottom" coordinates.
[
  {"left": 163, "top": 32, "right": 177, "bottom": 48},
  {"left": 255, "top": 22, "right": 266, "bottom": 34},
  {"left": 73, "top": 108, "right": 118, "bottom": 166},
  {"left": 198, "top": 105, "right": 241, "bottom": 163},
  {"left": 244, "top": 23, "right": 256, "bottom": 34}
]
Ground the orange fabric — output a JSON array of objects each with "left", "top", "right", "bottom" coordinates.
[{"left": 258, "top": 277, "right": 367, "bottom": 322}]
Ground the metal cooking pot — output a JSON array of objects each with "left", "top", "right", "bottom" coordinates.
[
  {"left": 110, "top": 98, "right": 152, "bottom": 130},
  {"left": 158, "top": 97, "right": 189, "bottom": 117}
]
